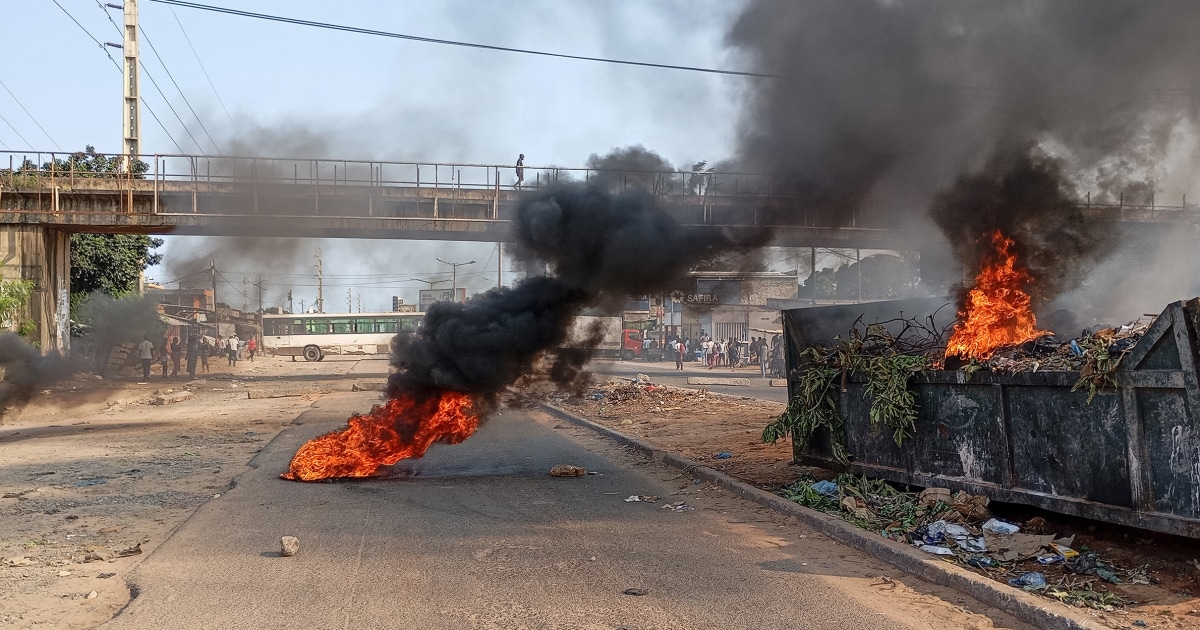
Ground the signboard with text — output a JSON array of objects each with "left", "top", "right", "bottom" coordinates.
[{"left": 419, "top": 288, "right": 468, "bottom": 310}]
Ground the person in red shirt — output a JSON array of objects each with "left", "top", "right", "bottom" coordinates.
[{"left": 247, "top": 337, "right": 258, "bottom": 361}]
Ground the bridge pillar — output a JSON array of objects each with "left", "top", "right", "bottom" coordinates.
[{"left": 0, "top": 225, "right": 70, "bottom": 353}]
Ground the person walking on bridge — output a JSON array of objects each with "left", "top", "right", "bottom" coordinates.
[{"left": 515, "top": 154, "right": 525, "bottom": 189}]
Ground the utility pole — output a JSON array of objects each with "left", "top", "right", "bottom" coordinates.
[
  {"left": 436, "top": 257, "right": 475, "bottom": 304},
  {"left": 497, "top": 242, "right": 503, "bottom": 289},
  {"left": 810, "top": 247, "right": 817, "bottom": 306},
  {"left": 121, "top": 0, "right": 141, "bottom": 171},
  {"left": 210, "top": 260, "right": 219, "bottom": 326},
  {"left": 299, "top": 299, "right": 306, "bottom": 314},
  {"left": 347, "top": 288, "right": 352, "bottom": 313},
  {"left": 255, "top": 276, "right": 263, "bottom": 312},
  {"left": 357, "top": 295, "right": 363, "bottom": 313},
  {"left": 286, "top": 290, "right": 294, "bottom": 314},
  {"left": 314, "top": 248, "right": 324, "bottom": 313},
  {"left": 242, "top": 277, "right": 249, "bottom": 312}
]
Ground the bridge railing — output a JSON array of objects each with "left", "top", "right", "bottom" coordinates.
[
  {"left": 2, "top": 150, "right": 1199, "bottom": 227},
  {"left": 0, "top": 150, "right": 775, "bottom": 197}
]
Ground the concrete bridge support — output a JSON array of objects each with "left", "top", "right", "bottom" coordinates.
[{"left": 0, "top": 225, "right": 70, "bottom": 353}]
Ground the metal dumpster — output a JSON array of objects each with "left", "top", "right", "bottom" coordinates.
[{"left": 785, "top": 297, "right": 1200, "bottom": 538}]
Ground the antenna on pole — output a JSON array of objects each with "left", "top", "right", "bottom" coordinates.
[{"left": 121, "top": 0, "right": 141, "bottom": 171}]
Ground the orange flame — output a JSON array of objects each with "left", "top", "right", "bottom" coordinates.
[
  {"left": 945, "top": 231, "right": 1046, "bottom": 360},
  {"left": 281, "top": 390, "right": 479, "bottom": 481}
]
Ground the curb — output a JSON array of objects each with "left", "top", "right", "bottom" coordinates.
[
  {"left": 541, "top": 403, "right": 1106, "bottom": 630},
  {"left": 685, "top": 376, "right": 751, "bottom": 387}
]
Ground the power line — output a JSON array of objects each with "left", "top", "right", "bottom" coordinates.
[
  {"left": 0, "top": 79, "right": 62, "bottom": 151},
  {"left": 0, "top": 111, "right": 33, "bottom": 148},
  {"left": 171, "top": 7, "right": 245, "bottom": 144},
  {"left": 53, "top": 0, "right": 186, "bottom": 153},
  {"left": 138, "top": 24, "right": 224, "bottom": 154},
  {"left": 147, "top": 0, "right": 774, "bottom": 78}
]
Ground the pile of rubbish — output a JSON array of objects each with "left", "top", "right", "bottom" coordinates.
[
  {"left": 974, "top": 321, "right": 1151, "bottom": 375},
  {"left": 783, "top": 474, "right": 1150, "bottom": 611}
]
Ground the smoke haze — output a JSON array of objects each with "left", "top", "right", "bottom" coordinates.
[
  {"left": 387, "top": 183, "right": 767, "bottom": 401},
  {"left": 728, "top": 0, "right": 1200, "bottom": 311}
]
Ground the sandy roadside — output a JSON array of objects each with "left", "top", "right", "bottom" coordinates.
[{"left": 0, "top": 355, "right": 381, "bottom": 630}]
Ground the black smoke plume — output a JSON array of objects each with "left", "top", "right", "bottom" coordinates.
[
  {"left": 387, "top": 183, "right": 766, "bottom": 401},
  {"left": 0, "top": 334, "right": 74, "bottom": 420},
  {"left": 930, "top": 149, "right": 1112, "bottom": 306},
  {"left": 728, "top": 0, "right": 1200, "bottom": 304}
]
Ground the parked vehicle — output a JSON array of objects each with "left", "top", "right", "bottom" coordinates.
[
  {"left": 565, "top": 316, "right": 659, "bottom": 361},
  {"left": 262, "top": 312, "right": 423, "bottom": 361}
]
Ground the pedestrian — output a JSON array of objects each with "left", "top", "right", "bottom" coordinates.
[
  {"left": 515, "top": 153, "right": 525, "bottom": 189},
  {"left": 675, "top": 338, "right": 685, "bottom": 371},
  {"left": 137, "top": 335, "right": 154, "bottom": 383},
  {"left": 186, "top": 335, "right": 198, "bottom": 379},
  {"left": 227, "top": 334, "right": 239, "bottom": 366},
  {"left": 170, "top": 337, "right": 182, "bottom": 378},
  {"left": 759, "top": 338, "right": 768, "bottom": 378},
  {"left": 247, "top": 336, "right": 257, "bottom": 361},
  {"left": 199, "top": 336, "right": 211, "bottom": 373},
  {"left": 159, "top": 338, "right": 169, "bottom": 378}
]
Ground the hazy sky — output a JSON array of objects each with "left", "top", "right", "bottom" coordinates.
[{"left": 1, "top": 0, "right": 749, "bottom": 311}]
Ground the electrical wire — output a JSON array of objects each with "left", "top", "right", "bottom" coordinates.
[
  {"left": 0, "top": 79, "right": 63, "bottom": 151},
  {"left": 0, "top": 111, "right": 33, "bottom": 149},
  {"left": 146, "top": 0, "right": 773, "bottom": 78},
  {"left": 138, "top": 24, "right": 224, "bottom": 155},
  {"left": 53, "top": 0, "right": 186, "bottom": 153},
  {"left": 171, "top": 7, "right": 245, "bottom": 144}
]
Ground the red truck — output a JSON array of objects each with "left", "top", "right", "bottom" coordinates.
[{"left": 566, "top": 316, "right": 661, "bottom": 361}]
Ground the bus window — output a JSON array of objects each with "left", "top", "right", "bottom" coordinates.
[
  {"left": 378, "top": 319, "right": 398, "bottom": 333},
  {"left": 304, "top": 319, "right": 330, "bottom": 334},
  {"left": 400, "top": 317, "right": 417, "bottom": 331},
  {"left": 331, "top": 319, "right": 352, "bottom": 334}
]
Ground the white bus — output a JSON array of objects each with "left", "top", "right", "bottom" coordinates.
[{"left": 261, "top": 312, "right": 424, "bottom": 361}]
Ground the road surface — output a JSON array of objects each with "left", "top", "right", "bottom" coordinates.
[{"left": 99, "top": 391, "right": 1028, "bottom": 630}]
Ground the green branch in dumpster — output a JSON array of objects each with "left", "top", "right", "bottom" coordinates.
[{"left": 763, "top": 315, "right": 943, "bottom": 460}]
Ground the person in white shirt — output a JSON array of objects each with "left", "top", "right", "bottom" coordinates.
[
  {"left": 137, "top": 336, "right": 154, "bottom": 382},
  {"left": 227, "top": 334, "right": 240, "bottom": 366}
]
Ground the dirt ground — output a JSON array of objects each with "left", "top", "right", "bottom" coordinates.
[
  {"left": 546, "top": 378, "right": 1200, "bottom": 630},
  {"left": 0, "top": 354, "right": 371, "bottom": 629},
  {"left": 3, "top": 355, "right": 1199, "bottom": 629}
]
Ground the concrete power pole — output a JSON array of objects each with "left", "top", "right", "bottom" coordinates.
[
  {"left": 121, "top": 0, "right": 141, "bottom": 171},
  {"left": 242, "top": 277, "right": 249, "bottom": 312},
  {"left": 347, "top": 288, "right": 352, "bottom": 313},
  {"left": 314, "top": 248, "right": 324, "bottom": 313}
]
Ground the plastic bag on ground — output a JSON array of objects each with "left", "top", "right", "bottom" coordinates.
[{"left": 982, "top": 518, "right": 1020, "bottom": 534}]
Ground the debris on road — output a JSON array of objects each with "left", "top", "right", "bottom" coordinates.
[
  {"left": 280, "top": 536, "right": 300, "bottom": 557},
  {"left": 549, "top": 464, "right": 587, "bottom": 477},
  {"left": 624, "top": 495, "right": 659, "bottom": 503},
  {"left": 781, "top": 474, "right": 1144, "bottom": 611},
  {"left": 623, "top": 588, "right": 649, "bottom": 596}
]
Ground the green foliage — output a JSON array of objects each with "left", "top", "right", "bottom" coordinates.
[
  {"left": 70, "top": 234, "right": 164, "bottom": 302},
  {"left": 1, "top": 146, "right": 148, "bottom": 188},
  {"left": 762, "top": 323, "right": 933, "bottom": 461},
  {"left": 1071, "top": 336, "right": 1121, "bottom": 403},
  {"left": 687, "top": 160, "right": 716, "bottom": 196},
  {"left": 0, "top": 273, "right": 35, "bottom": 335}
]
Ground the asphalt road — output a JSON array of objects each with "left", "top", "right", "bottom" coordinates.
[{"left": 98, "top": 392, "right": 990, "bottom": 630}]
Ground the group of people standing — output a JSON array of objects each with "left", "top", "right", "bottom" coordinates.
[
  {"left": 659, "top": 332, "right": 784, "bottom": 377},
  {"left": 136, "top": 331, "right": 257, "bottom": 383}
]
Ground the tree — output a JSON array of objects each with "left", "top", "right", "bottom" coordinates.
[{"left": 71, "top": 234, "right": 163, "bottom": 300}]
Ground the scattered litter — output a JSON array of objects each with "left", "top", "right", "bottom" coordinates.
[
  {"left": 86, "top": 591, "right": 98, "bottom": 600},
  {"left": 918, "top": 487, "right": 951, "bottom": 506},
  {"left": 116, "top": 543, "right": 142, "bottom": 558},
  {"left": 982, "top": 518, "right": 1019, "bottom": 534},
  {"left": 967, "top": 556, "right": 999, "bottom": 569},
  {"left": 623, "top": 588, "right": 648, "bottom": 596},
  {"left": 97, "top": 572, "right": 116, "bottom": 579},
  {"left": 920, "top": 545, "right": 956, "bottom": 556},
  {"left": 1037, "top": 554, "right": 1063, "bottom": 565},
  {"left": 715, "top": 452, "right": 733, "bottom": 459},
  {"left": 3, "top": 557, "right": 34, "bottom": 567},
  {"left": 1008, "top": 572, "right": 1047, "bottom": 588},
  {"left": 75, "top": 478, "right": 107, "bottom": 487},
  {"left": 549, "top": 465, "right": 587, "bottom": 478},
  {"left": 811, "top": 480, "right": 839, "bottom": 497},
  {"left": 280, "top": 536, "right": 300, "bottom": 557},
  {"left": 662, "top": 502, "right": 693, "bottom": 512}
]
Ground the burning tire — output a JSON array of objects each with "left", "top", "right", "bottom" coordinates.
[{"left": 302, "top": 345, "right": 323, "bottom": 362}]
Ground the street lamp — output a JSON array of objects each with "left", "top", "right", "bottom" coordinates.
[{"left": 436, "top": 257, "right": 475, "bottom": 303}]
